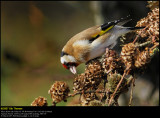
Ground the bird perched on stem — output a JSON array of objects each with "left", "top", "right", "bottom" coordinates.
[{"left": 60, "top": 16, "right": 144, "bottom": 74}]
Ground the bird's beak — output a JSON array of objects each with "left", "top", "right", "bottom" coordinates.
[{"left": 69, "top": 66, "right": 77, "bottom": 74}]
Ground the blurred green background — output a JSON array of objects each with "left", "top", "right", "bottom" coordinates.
[{"left": 1, "top": 1, "right": 159, "bottom": 106}]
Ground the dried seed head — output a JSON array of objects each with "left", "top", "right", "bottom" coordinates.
[
  {"left": 80, "top": 89, "right": 99, "bottom": 106},
  {"left": 102, "top": 49, "right": 123, "bottom": 74},
  {"left": 136, "top": 7, "right": 159, "bottom": 41},
  {"left": 31, "top": 96, "right": 48, "bottom": 106},
  {"left": 120, "top": 43, "right": 137, "bottom": 70},
  {"left": 85, "top": 60, "right": 105, "bottom": 86},
  {"left": 73, "top": 59, "right": 105, "bottom": 93},
  {"left": 73, "top": 74, "right": 87, "bottom": 92},
  {"left": 82, "top": 90, "right": 97, "bottom": 105},
  {"left": 147, "top": 1, "right": 159, "bottom": 10},
  {"left": 48, "top": 81, "right": 70, "bottom": 103},
  {"left": 135, "top": 47, "right": 151, "bottom": 68}
]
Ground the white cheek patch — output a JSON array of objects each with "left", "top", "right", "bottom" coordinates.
[
  {"left": 67, "top": 55, "right": 76, "bottom": 62},
  {"left": 73, "top": 40, "right": 89, "bottom": 47},
  {"left": 60, "top": 55, "right": 76, "bottom": 64},
  {"left": 60, "top": 57, "right": 65, "bottom": 64}
]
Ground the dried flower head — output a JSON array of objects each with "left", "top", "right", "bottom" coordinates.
[
  {"left": 31, "top": 96, "right": 48, "bottom": 106},
  {"left": 120, "top": 43, "right": 137, "bottom": 70},
  {"left": 73, "top": 73, "right": 87, "bottom": 92},
  {"left": 102, "top": 49, "right": 123, "bottom": 74},
  {"left": 136, "top": 7, "right": 159, "bottom": 41},
  {"left": 147, "top": 1, "right": 159, "bottom": 10},
  {"left": 73, "top": 59, "right": 105, "bottom": 93},
  {"left": 80, "top": 90, "right": 98, "bottom": 106},
  {"left": 85, "top": 59, "right": 105, "bottom": 87},
  {"left": 134, "top": 47, "right": 151, "bottom": 68},
  {"left": 48, "top": 81, "right": 70, "bottom": 103}
]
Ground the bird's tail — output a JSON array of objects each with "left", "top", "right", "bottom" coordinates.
[
  {"left": 101, "top": 15, "right": 132, "bottom": 31},
  {"left": 116, "top": 15, "right": 132, "bottom": 26}
]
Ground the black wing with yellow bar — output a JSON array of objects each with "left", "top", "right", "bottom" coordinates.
[
  {"left": 89, "top": 16, "right": 131, "bottom": 43},
  {"left": 101, "top": 15, "right": 131, "bottom": 31}
]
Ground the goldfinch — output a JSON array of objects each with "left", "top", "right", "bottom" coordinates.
[{"left": 60, "top": 16, "right": 144, "bottom": 74}]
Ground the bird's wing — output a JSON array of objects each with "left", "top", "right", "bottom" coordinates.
[
  {"left": 87, "top": 17, "right": 132, "bottom": 43},
  {"left": 71, "top": 16, "right": 132, "bottom": 44}
]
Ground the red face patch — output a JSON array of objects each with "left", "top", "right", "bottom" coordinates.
[{"left": 62, "top": 64, "right": 68, "bottom": 69}]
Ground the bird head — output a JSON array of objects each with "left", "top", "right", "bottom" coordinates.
[{"left": 60, "top": 51, "right": 79, "bottom": 74}]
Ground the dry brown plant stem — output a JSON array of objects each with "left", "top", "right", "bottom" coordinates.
[
  {"left": 137, "top": 41, "right": 151, "bottom": 48},
  {"left": 128, "top": 77, "right": 135, "bottom": 106},
  {"left": 150, "top": 42, "right": 159, "bottom": 50},
  {"left": 133, "top": 25, "right": 149, "bottom": 43},
  {"left": 69, "top": 90, "right": 106, "bottom": 97}
]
